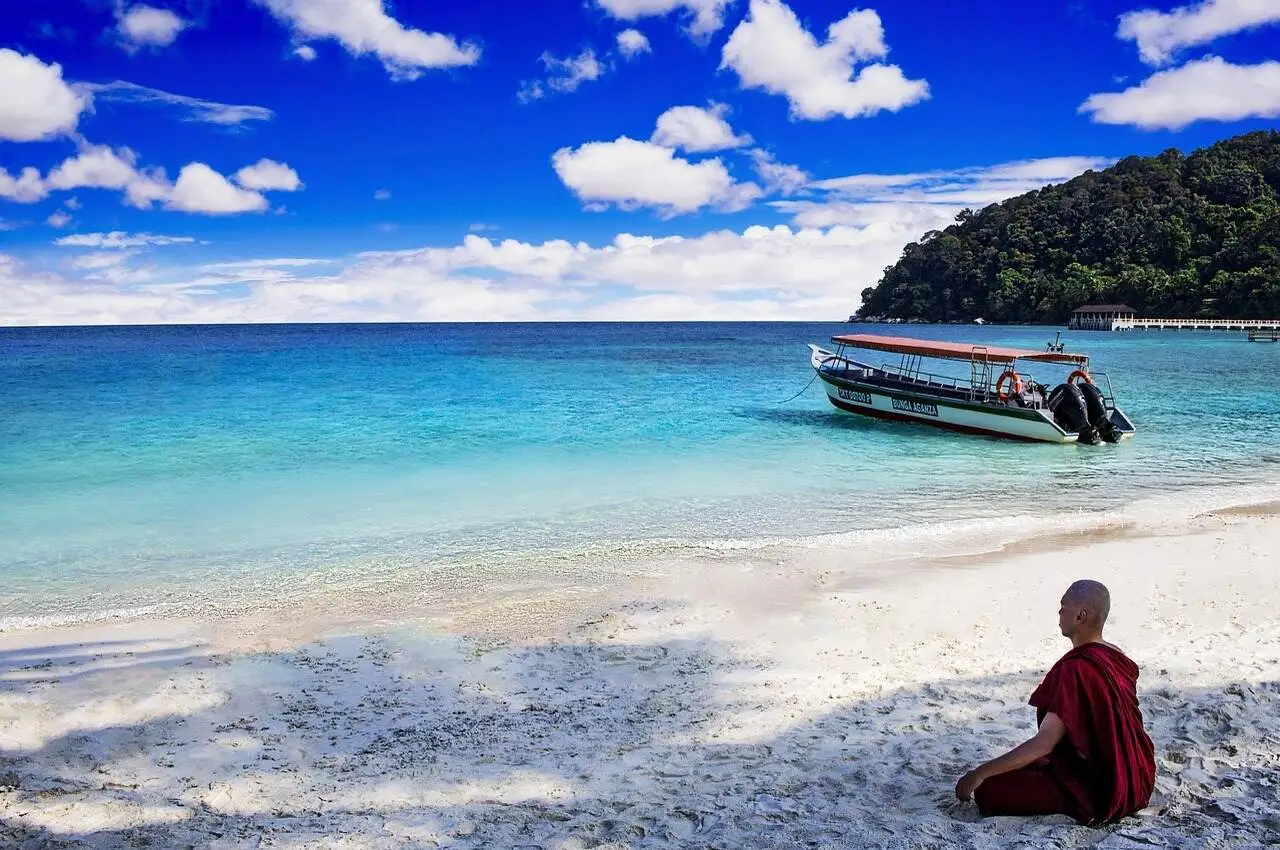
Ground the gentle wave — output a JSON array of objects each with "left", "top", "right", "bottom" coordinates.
[
  {"left": 5, "top": 479, "right": 1277, "bottom": 634},
  {"left": 0, "top": 606, "right": 165, "bottom": 633},
  {"left": 673, "top": 480, "right": 1280, "bottom": 561}
]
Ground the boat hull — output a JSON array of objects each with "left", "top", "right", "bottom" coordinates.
[{"left": 817, "top": 372, "right": 1077, "bottom": 442}]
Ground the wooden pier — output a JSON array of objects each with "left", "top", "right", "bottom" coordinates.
[
  {"left": 1112, "top": 318, "right": 1280, "bottom": 332},
  {"left": 1248, "top": 327, "right": 1280, "bottom": 342}
]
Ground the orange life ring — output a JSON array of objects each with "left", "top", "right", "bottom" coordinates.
[
  {"left": 995, "top": 369, "right": 1024, "bottom": 402},
  {"left": 1067, "top": 369, "right": 1094, "bottom": 386}
]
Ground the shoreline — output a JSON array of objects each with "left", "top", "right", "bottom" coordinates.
[
  {"left": 6, "top": 478, "right": 1280, "bottom": 641},
  {"left": 3, "top": 505, "right": 1279, "bottom": 846}
]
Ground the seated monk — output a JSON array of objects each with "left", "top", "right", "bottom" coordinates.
[{"left": 954, "top": 579, "right": 1156, "bottom": 825}]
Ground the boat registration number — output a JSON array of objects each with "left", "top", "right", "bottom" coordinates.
[
  {"left": 891, "top": 398, "right": 939, "bottom": 417},
  {"left": 837, "top": 387, "right": 872, "bottom": 405}
]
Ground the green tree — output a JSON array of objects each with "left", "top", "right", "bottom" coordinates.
[{"left": 856, "top": 130, "right": 1280, "bottom": 323}]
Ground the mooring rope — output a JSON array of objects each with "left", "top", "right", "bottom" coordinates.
[{"left": 775, "top": 369, "right": 820, "bottom": 404}]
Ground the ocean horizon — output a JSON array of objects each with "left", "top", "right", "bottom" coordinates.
[{"left": 4, "top": 321, "right": 1279, "bottom": 631}]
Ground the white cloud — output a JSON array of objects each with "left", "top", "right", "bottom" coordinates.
[
  {"left": 651, "top": 104, "right": 752, "bottom": 152},
  {"left": 552, "top": 137, "right": 762, "bottom": 216},
  {"left": 978, "top": 157, "right": 1113, "bottom": 182},
  {"left": 771, "top": 199, "right": 959, "bottom": 232},
  {"left": 78, "top": 81, "right": 273, "bottom": 126},
  {"left": 55, "top": 231, "right": 195, "bottom": 248},
  {"left": 0, "top": 49, "right": 91, "bottom": 142},
  {"left": 3, "top": 145, "right": 298, "bottom": 213},
  {"left": 1079, "top": 56, "right": 1280, "bottom": 130},
  {"left": 749, "top": 148, "right": 808, "bottom": 195},
  {"left": 517, "top": 80, "right": 546, "bottom": 103},
  {"left": 38, "top": 144, "right": 173, "bottom": 210},
  {"left": 64, "top": 197, "right": 82, "bottom": 210},
  {"left": 720, "top": 0, "right": 929, "bottom": 121},
  {"left": 374, "top": 189, "right": 391, "bottom": 200},
  {"left": 70, "top": 251, "right": 135, "bottom": 270},
  {"left": 85, "top": 264, "right": 159, "bottom": 286},
  {"left": 46, "top": 145, "right": 145, "bottom": 193},
  {"left": 1, "top": 144, "right": 175, "bottom": 209},
  {"left": 617, "top": 29, "right": 651, "bottom": 58},
  {"left": 124, "top": 172, "right": 173, "bottom": 209},
  {"left": 0, "top": 167, "right": 47, "bottom": 203},
  {"left": 520, "top": 48, "right": 606, "bottom": 102},
  {"left": 553, "top": 106, "right": 808, "bottom": 216},
  {"left": 0, "top": 223, "right": 919, "bottom": 325},
  {"left": 469, "top": 222, "right": 498, "bottom": 232},
  {"left": 6, "top": 151, "right": 1118, "bottom": 326},
  {"left": 116, "top": 5, "right": 188, "bottom": 49},
  {"left": 167, "top": 163, "right": 269, "bottom": 214},
  {"left": 545, "top": 226, "right": 893, "bottom": 298},
  {"left": 201, "top": 258, "right": 330, "bottom": 270},
  {"left": 785, "top": 155, "right": 1113, "bottom": 228},
  {"left": 294, "top": 44, "right": 317, "bottom": 61},
  {"left": 234, "top": 159, "right": 302, "bottom": 191},
  {"left": 1118, "top": 0, "right": 1280, "bottom": 66},
  {"left": 812, "top": 156, "right": 1112, "bottom": 196},
  {"left": 46, "top": 211, "right": 72, "bottom": 228},
  {"left": 254, "top": 0, "right": 480, "bottom": 80},
  {"left": 595, "top": 0, "right": 733, "bottom": 38}
]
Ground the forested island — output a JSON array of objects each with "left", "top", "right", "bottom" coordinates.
[{"left": 854, "top": 130, "right": 1280, "bottom": 324}]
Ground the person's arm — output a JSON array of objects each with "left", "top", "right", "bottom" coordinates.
[{"left": 955, "top": 712, "right": 1067, "bottom": 801}]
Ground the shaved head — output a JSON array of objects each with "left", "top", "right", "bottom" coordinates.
[{"left": 1063, "top": 579, "right": 1110, "bottom": 626}]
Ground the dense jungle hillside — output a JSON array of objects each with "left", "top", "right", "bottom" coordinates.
[{"left": 854, "top": 130, "right": 1280, "bottom": 324}]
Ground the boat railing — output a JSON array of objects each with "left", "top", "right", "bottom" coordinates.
[
  {"left": 969, "top": 347, "right": 993, "bottom": 403},
  {"left": 1091, "top": 372, "right": 1118, "bottom": 407},
  {"left": 816, "top": 353, "right": 872, "bottom": 380},
  {"left": 880, "top": 361, "right": 1059, "bottom": 410},
  {"left": 824, "top": 347, "right": 1098, "bottom": 412},
  {"left": 877, "top": 362, "right": 969, "bottom": 393},
  {"left": 878, "top": 362, "right": 1032, "bottom": 404}
]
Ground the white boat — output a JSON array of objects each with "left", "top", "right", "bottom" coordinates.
[{"left": 808, "top": 333, "right": 1136, "bottom": 444}]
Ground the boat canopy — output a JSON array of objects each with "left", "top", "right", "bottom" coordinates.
[{"left": 830, "top": 334, "right": 1090, "bottom": 366}]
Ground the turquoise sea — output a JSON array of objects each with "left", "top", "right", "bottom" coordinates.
[{"left": 3, "top": 322, "right": 1279, "bottom": 630}]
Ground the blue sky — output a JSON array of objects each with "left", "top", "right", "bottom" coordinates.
[{"left": 1, "top": 0, "right": 1278, "bottom": 324}]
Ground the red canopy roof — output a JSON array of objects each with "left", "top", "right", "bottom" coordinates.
[{"left": 830, "top": 333, "right": 1090, "bottom": 366}]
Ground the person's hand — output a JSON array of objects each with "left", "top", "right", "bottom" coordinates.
[{"left": 955, "top": 769, "right": 985, "bottom": 801}]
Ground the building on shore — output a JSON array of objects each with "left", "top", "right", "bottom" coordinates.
[{"left": 1068, "top": 304, "right": 1136, "bottom": 330}]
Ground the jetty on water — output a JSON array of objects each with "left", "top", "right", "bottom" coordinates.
[
  {"left": 1114, "top": 317, "right": 1280, "bottom": 332},
  {"left": 1068, "top": 305, "right": 1280, "bottom": 335}
]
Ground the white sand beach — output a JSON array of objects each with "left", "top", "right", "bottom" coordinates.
[{"left": 3, "top": 503, "right": 1279, "bottom": 849}]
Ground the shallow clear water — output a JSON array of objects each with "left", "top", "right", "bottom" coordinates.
[{"left": 3, "top": 322, "right": 1278, "bottom": 627}]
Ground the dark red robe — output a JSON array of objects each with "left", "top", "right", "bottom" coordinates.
[{"left": 1027, "top": 642, "right": 1157, "bottom": 824}]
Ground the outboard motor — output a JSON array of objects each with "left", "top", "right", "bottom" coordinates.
[
  {"left": 1048, "top": 383, "right": 1101, "bottom": 444},
  {"left": 1077, "top": 381, "right": 1121, "bottom": 443}
]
